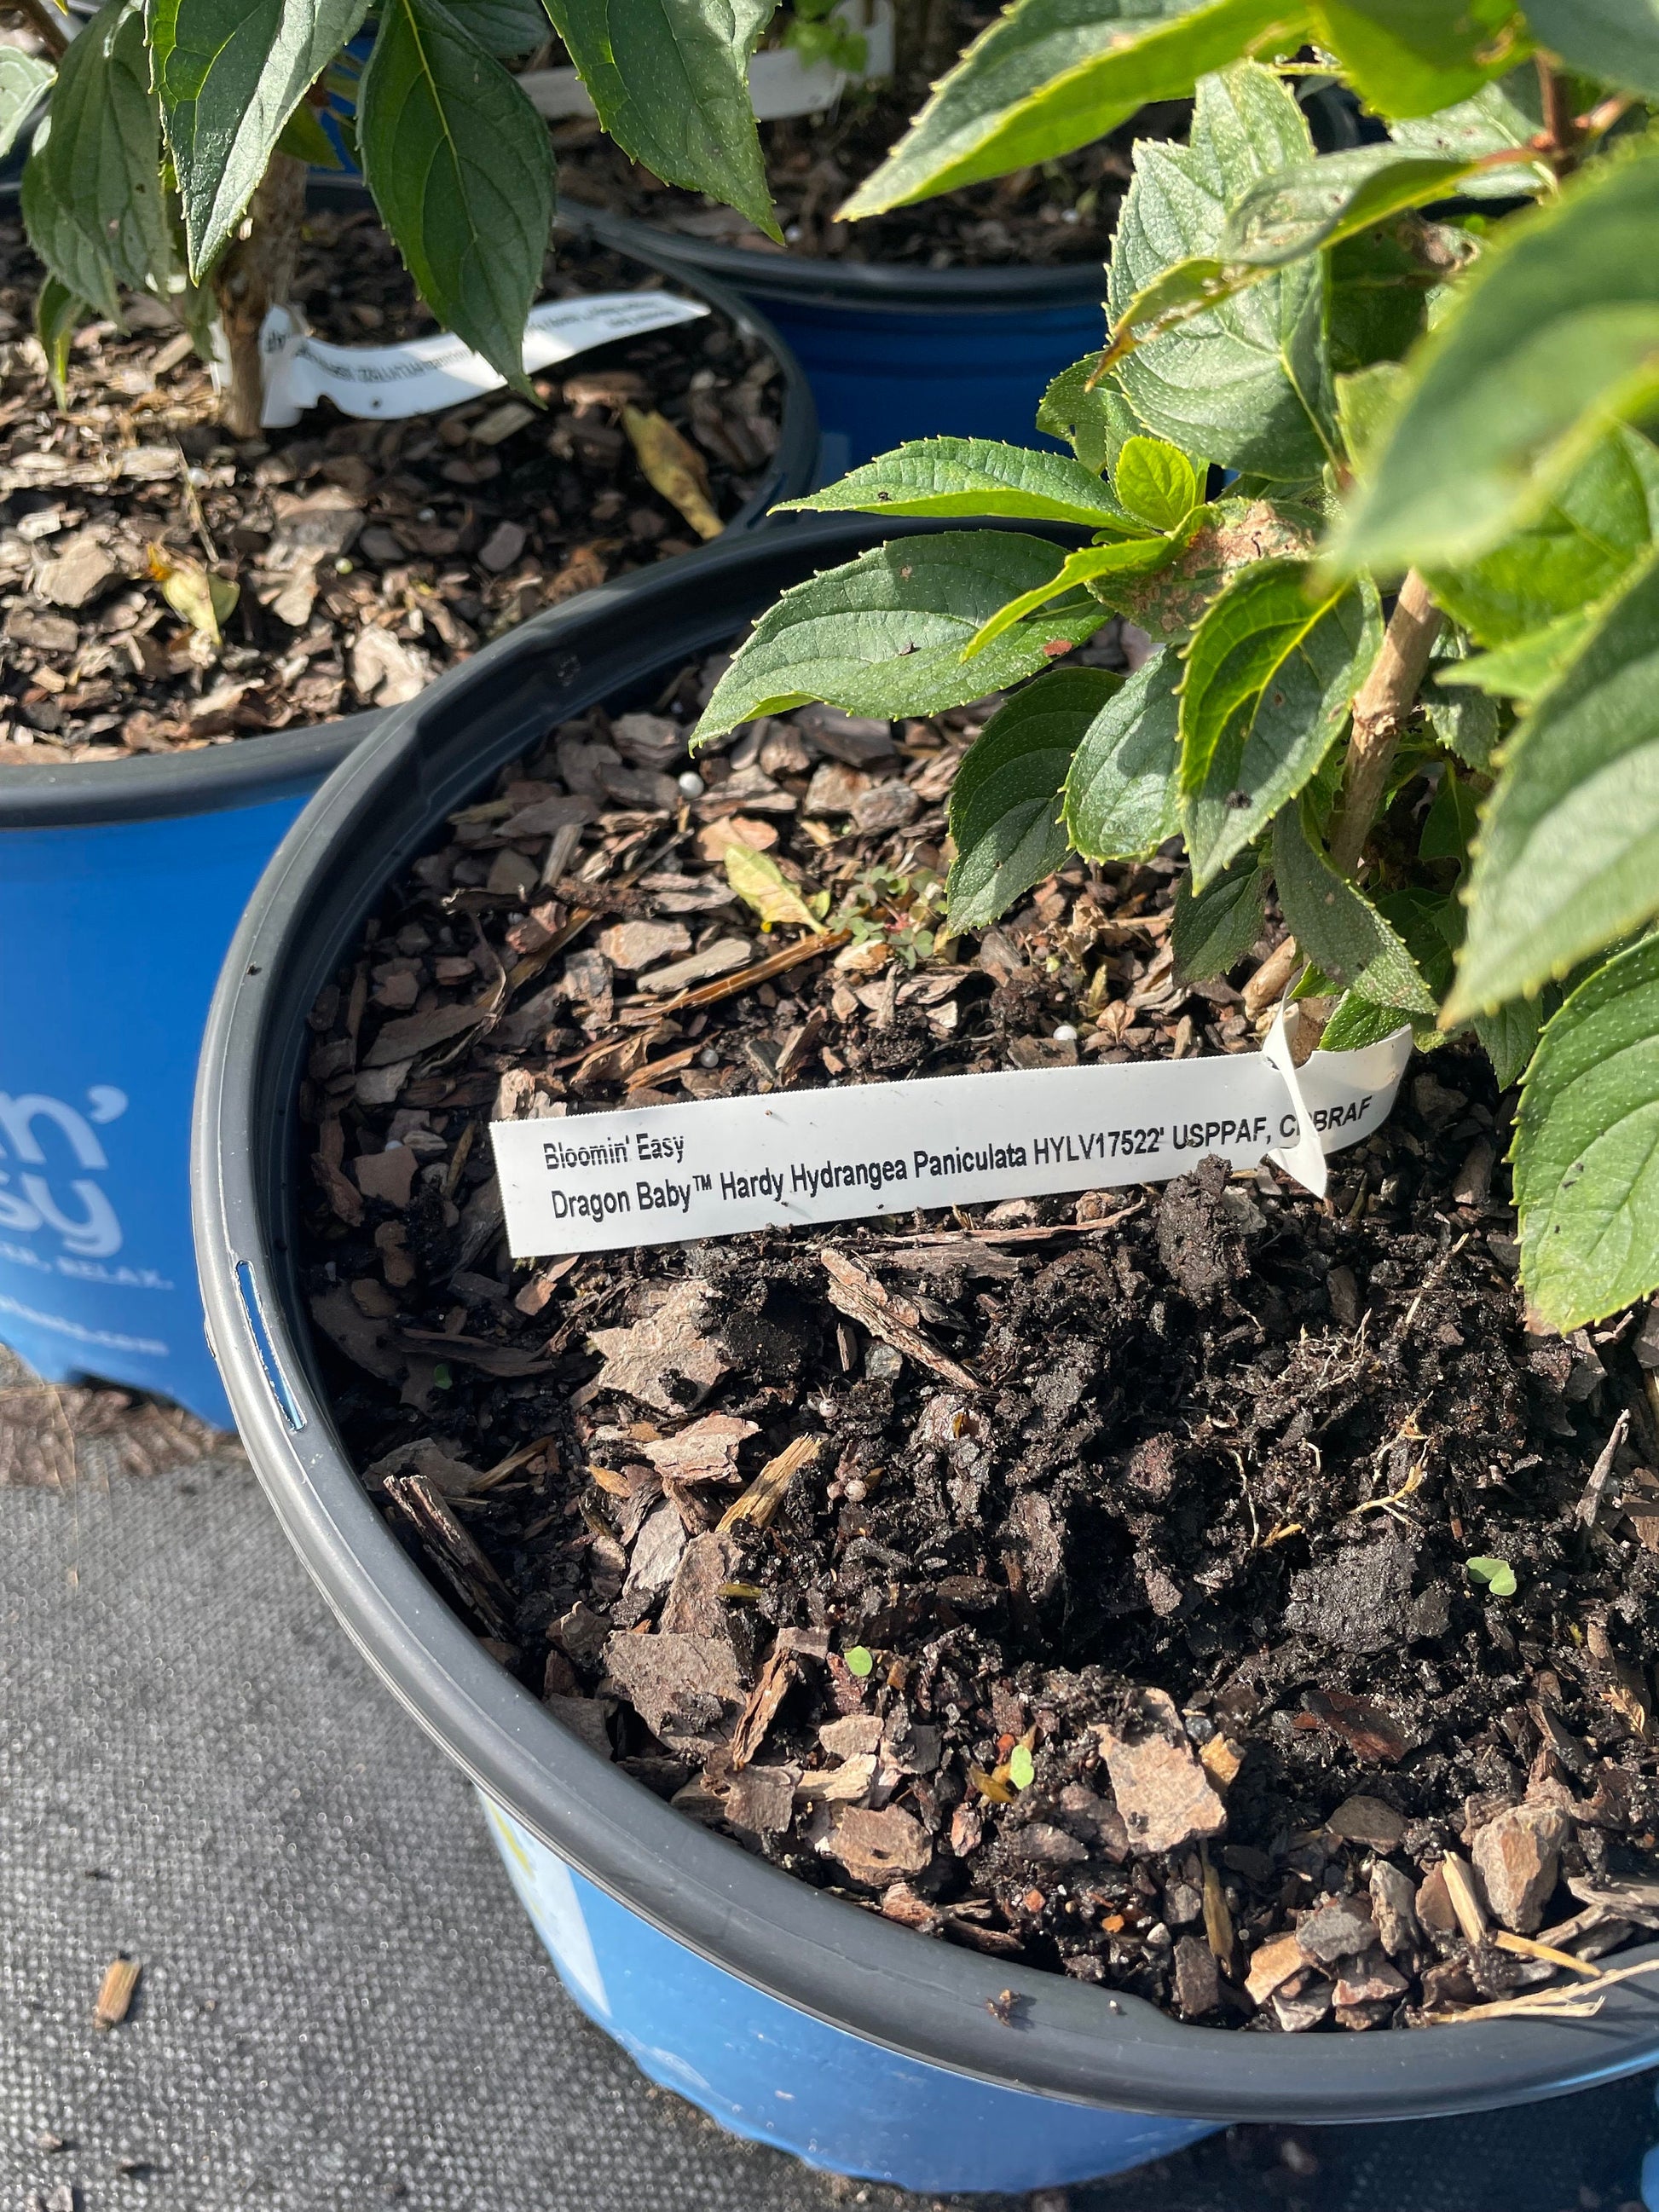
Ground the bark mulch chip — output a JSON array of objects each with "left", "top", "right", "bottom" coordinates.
[
  {"left": 294, "top": 638, "right": 1659, "bottom": 2035},
  {"left": 0, "top": 214, "right": 783, "bottom": 764}
]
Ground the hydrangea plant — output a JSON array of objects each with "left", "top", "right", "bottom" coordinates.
[{"left": 692, "top": 0, "right": 1659, "bottom": 1335}]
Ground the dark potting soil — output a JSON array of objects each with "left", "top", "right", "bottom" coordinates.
[
  {"left": 0, "top": 216, "right": 783, "bottom": 765},
  {"left": 295, "top": 644, "right": 1659, "bottom": 2036}
]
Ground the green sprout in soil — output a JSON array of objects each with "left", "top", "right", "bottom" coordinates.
[
  {"left": 1466, "top": 1556, "right": 1518, "bottom": 1599},
  {"left": 844, "top": 1643, "right": 875, "bottom": 1678}
]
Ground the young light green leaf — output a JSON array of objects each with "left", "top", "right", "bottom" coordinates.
[
  {"left": 691, "top": 534, "right": 1113, "bottom": 746},
  {"left": 962, "top": 534, "right": 1181, "bottom": 660},
  {"left": 1036, "top": 355, "right": 1151, "bottom": 475},
  {"left": 1447, "top": 548, "right": 1659, "bottom": 1019},
  {"left": 1513, "top": 934, "right": 1659, "bottom": 1329},
  {"left": 776, "top": 437, "right": 1149, "bottom": 532},
  {"left": 1426, "top": 428, "right": 1659, "bottom": 647},
  {"left": 723, "top": 843, "right": 827, "bottom": 934},
  {"left": 1178, "top": 558, "right": 1379, "bottom": 885},
  {"left": 1271, "top": 803, "right": 1437, "bottom": 1013},
  {"left": 359, "top": 0, "right": 554, "bottom": 398},
  {"left": 1471, "top": 994, "right": 1542, "bottom": 1089},
  {"left": 1102, "top": 144, "right": 1480, "bottom": 365},
  {"left": 1320, "top": 990, "right": 1415, "bottom": 1050},
  {"left": 839, "top": 0, "right": 1309, "bottom": 220},
  {"left": 1465, "top": 1554, "right": 1517, "bottom": 1597},
  {"left": 1332, "top": 142, "right": 1659, "bottom": 578},
  {"left": 0, "top": 47, "right": 54, "bottom": 161},
  {"left": 445, "top": 0, "right": 556, "bottom": 52},
  {"left": 1008, "top": 1741, "right": 1036, "bottom": 1789},
  {"left": 1306, "top": 0, "right": 1529, "bottom": 119},
  {"left": 35, "top": 275, "right": 84, "bottom": 409},
  {"left": 21, "top": 0, "right": 174, "bottom": 323},
  {"left": 1106, "top": 63, "right": 1332, "bottom": 482},
  {"left": 1171, "top": 848, "right": 1269, "bottom": 981},
  {"left": 946, "top": 668, "right": 1122, "bottom": 930},
  {"left": 1433, "top": 610, "right": 1596, "bottom": 702},
  {"left": 546, "top": 0, "right": 777, "bottom": 237},
  {"left": 1524, "top": 0, "right": 1659, "bottom": 100},
  {"left": 150, "top": 0, "right": 370, "bottom": 279},
  {"left": 1063, "top": 647, "right": 1184, "bottom": 861},
  {"left": 1388, "top": 66, "right": 1548, "bottom": 198},
  {"left": 1114, "top": 436, "right": 1199, "bottom": 530}
]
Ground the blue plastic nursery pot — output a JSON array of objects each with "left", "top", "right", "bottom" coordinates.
[
  {"left": 568, "top": 202, "right": 1107, "bottom": 469},
  {"left": 0, "top": 184, "right": 814, "bottom": 1421},
  {"left": 0, "top": 728, "right": 371, "bottom": 1424},
  {"left": 194, "top": 518, "right": 1659, "bottom": 2193}
]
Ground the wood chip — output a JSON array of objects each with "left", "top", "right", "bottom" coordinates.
[
  {"left": 588, "top": 1281, "right": 731, "bottom": 1414},
  {"left": 717, "top": 1433, "right": 823, "bottom": 1532},
  {"left": 819, "top": 1248, "right": 980, "bottom": 1392},
  {"left": 730, "top": 1645, "right": 796, "bottom": 1770},
  {"left": 1440, "top": 1851, "right": 1489, "bottom": 1944},
  {"left": 383, "top": 1470, "right": 513, "bottom": 1637},
  {"left": 1576, "top": 1408, "right": 1630, "bottom": 1526},
  {"left": 94, "top": 1958, "right": 141, "bottom": 2030}
]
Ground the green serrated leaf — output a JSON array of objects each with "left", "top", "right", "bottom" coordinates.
[
  {"left": 1471, "top": 993, "right": 1542, "bottom": 1088},
  {"left": 1271, "top": 801, "right": 1437, "bottom": 1012},
  {"left": 1171, "top": 847, "right": 1269, "bottom": 980},
  {"left": 1524, "top": 0, "right": 1659, "bottom": 100},
  {"left": 359, "top": 0, "right": 554, "bottom": 398},
  {"left": 1103, "top": 145, "right": 1482, "bottom": 362},
  {"left": 1321, "top": 990, "right": 1416, "bottom": 1049},
  {"left": 1388, "top": 66, "right": 1548, "bottom": 198},
  {"left": 1113, "top": 436, "right": 1199, "bottom": 529},
  {"left": 777, "top": 437, "right": 1148, "bottom": 532},
  {"left": 21, "top": 0, "right": 174, "bottom": 323},
  {"left": 1426, "top": 428, "right": 1659, "bottom": 649},
  {"left": 546, "top": 0, "right": 777, "bottom": 237},
  {"left": 1332, "top": 141, "right": 1659, "bottom": 579},
  {"left": 839, "top": 0, "right": 1309, "bottom": 219},
  {"left": 1178, "top": 558, "right": 1379, "bottom": 884},
  {"left": 945, "top": 667, "right": 1121, "bottom": 929},
  {"left": 1335, "top": 359, "right": 1407, "bottom": 475},
  {"left": 151, "top": 0, "right": 369, "bottom": 279},
  {"left": 1062, "top": 646, "right": 1184, "bottom": 862},
  {"left": 1448, "top": 546, "right": 1659, "bottom": 1019},
  {"left": 1307, "top": 0, "right": 1530, "bottom": 119},
  {"left": 1434, "top": 611, "right": 1596, "bottom": 702},
  {"left": 1514, "top": 934, "right": 1659, "bottom": 1329},
  {"left": 1419, "top": 764, "right": 1481, "bottom": 862},
  {"left": 1106, "top": 63, "right": 1333, "bottom": 482},
  {"left": 445, "top": 0, "right": 555, "bottom": 52},
  {"left": 0, "top": 47, "right": 54, "bottom": 162},
  {"left": 35, "top": 275, "right": 84, "bottom": 409},
  {"left": 691, "top": 534, "right": 1113, "bottom": 745},
  {"left": 1036, "top": 355, "right": 1150, "bottom": 475},
  {"left": 962, "top": 533, "right": 1181, "bottom": 659}
]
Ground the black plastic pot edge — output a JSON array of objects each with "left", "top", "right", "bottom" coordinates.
[
  {"left": 0, "top": 177, "right": 818, "bottom": 823},
  {"left": 194, "top": 514, "right": 1659, "bottom": 2126}
]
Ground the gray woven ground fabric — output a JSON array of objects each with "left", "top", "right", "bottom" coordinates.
[{"left": 2, "top": 1441, "right": 1655, "bottom": 2212}]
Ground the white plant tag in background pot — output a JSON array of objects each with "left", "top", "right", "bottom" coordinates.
[
  {"left": 489, "top": 1017, "right": 1414, "bottom": 1259},
  {"left": 254, "top": 292, "right": 711, "bottom": 427}
]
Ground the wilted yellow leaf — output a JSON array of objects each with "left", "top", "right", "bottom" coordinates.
[
  {"left": 147, "top": 543, "right": 238, "bottom": 644},
  {"left": 723, "top": 842, "right": 825, "bottom": 934},
  {"left": 621, "top": 406, "right": 724, "bottom": 540}
]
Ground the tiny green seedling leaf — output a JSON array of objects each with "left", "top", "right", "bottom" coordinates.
[
  {"left": 1008, "top": 1742, "right": 1036, "bottom": 1789},
  {"left": 845, "top": 1644, "right": 874, "bottom": 1678},
  {"left": 1465, "top": 1555, "right": 1517, "bottom": 1597}
]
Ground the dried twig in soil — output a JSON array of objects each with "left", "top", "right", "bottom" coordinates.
[{"left": 819, "top": 1248, "right": 980, "bottom": 1390}]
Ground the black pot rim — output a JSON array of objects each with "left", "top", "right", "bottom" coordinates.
[
  {"left": 0, "top": 179, "right": 817, "bottom": 825},
  {"left": 563, "top": 196, "right": 1109, "bottom": 312},
  {"left": 193, "top": 513, "right": 1659, "bottom": 2125}
]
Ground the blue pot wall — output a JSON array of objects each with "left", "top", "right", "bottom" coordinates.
[{"left": 482, "top": 1793, "right": 1217, "bottom": 2193}]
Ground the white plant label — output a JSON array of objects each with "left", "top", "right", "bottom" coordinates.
[
  {"left": 256, "top": 292, "right": 710, "bottom": 427},
  {"left": 488, "top": 1014, "right": 1414, "bottom": 1260}
]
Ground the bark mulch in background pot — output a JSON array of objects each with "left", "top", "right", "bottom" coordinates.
[
  {"left": 0, "top": 185, "right": 813, "bottom": 765},
  {"left": 0, "top": 187, "right": 811, "bottom": 1418},
  {"left": 195, "top": 522, "right": 1659, "bottom": 2152}
]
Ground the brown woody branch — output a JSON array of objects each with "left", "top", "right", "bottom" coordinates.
[{"left": 1328, "top": 570, "right": 1443, "bottom": 878}]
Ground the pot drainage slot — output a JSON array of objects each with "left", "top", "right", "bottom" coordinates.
[{"left": 234, "top": 1259, "right": 307, "bottom": 1433}]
